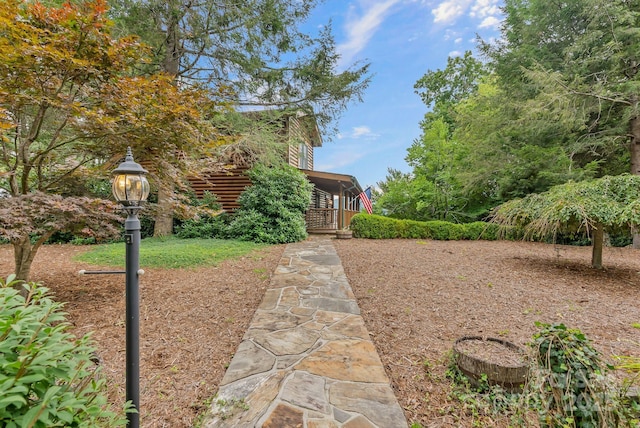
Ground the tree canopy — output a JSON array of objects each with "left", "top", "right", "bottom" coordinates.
[
  {"left": 107, "top": 0, "right": 370, "bottom": 133},
  {"left": 106, "top": 0, "right": 371, "bottom": 235},
  {"left": 0, "top": 0, "right": 221, "bottom": 281},
  {"left": 381, "top": 0, "right": 640, "bottom": 230}
]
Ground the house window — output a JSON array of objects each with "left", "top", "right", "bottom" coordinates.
[{"left": 299, "top": 143, "right": 309, "bottom": 169}]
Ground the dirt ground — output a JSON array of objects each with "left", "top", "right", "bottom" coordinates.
[{"left": 1, "top": 238, "right": 639, "bottom": 427}]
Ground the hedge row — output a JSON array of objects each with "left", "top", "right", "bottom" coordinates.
[{"left": 349, "top": 214, "right": 514, "bottom": 240}]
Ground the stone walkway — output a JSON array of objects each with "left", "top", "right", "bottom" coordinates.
[{"left": 204, "top": 236, "right": 408, "bottom": 428}]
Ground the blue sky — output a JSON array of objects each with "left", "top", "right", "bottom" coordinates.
[{"left": 307, "top": 0, "right": 504, "bottom": 190}]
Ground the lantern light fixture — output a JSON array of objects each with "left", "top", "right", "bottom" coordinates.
[
  {"left": 110, "top": 146, "right": 148, "bottom": 428},
  {"left": 111, "top": 147, "right": 150, "bottom": 208}
]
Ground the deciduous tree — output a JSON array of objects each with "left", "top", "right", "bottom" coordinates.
[
  {"left": 483, "top": 0, "right": 640, "bottom": 244},
  {"left": 0, "top": 0, "right": 220, "bottom": 281}
]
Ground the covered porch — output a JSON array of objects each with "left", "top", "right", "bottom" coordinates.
[{"left": 301, "top": 170, "right": 363, "bottom": 232}]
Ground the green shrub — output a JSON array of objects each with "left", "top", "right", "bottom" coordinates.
[
  {"left": 351, "top": 214, "right": 502, "bottom": 241},
  {"left": 228, "top": 164, "right": 312, "bottom": 244},
  {"left": 427, "top": 220, "right": 453, "bottom": 240},
  {"left": 176, "top": 213, "right": 230, "bottom": 239},
  {"left": 173, "top": 191, "right": 225, "bottom": 239},
  {"left": 0, "top": 276, "right": 128, "bottom": 427},
  {"left": 396, "top": 219, "right": 432, "bottom": 239},
  {"left": 462, "top": 221, "right": 499, "bottom": 240},
  {"left": 350, "top": 214, "right": 398, "bottom": 238}
]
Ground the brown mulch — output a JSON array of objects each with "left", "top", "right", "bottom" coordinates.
[
  {"left": 1, "top": 238, "right": 639, "bottom": 427},
  {"left": 0, "top": 243, "right": 285, "bottom": 428},
  {"left": 333, "top": 239, "right": 640, "bottom": 427}
]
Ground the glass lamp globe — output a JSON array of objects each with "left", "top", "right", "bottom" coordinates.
[{"left": 111, "top": 147, "right": 150, "bottom": 206}]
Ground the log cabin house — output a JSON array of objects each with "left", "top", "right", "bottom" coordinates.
[{"left": 188, "top": 111, "right": 365, "bottom": 232}]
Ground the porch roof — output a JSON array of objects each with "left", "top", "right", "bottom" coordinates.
[{"left": 301, "top": 169, "right": 363, "bottom": 196}]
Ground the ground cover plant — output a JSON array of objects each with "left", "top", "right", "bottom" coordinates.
[{"left": 0, "top": 238, "right": 638, "bottom": 426}]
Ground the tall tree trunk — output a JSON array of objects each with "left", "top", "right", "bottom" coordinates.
[
  {"left": 153, "top": 8, "right": 182, "bottom": 237},
  {"left": 630, "top": 114, "right": 640, "bottom": 248},
  {"left": 591, "top": 224, "right": 604, "bottom": 270},
  {"left": 153, "top": 186, "right": 174, "bottom": 236}
]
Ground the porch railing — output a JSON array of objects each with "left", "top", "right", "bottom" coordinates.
[{"left": 305, "top": 208, "right": 359, "bottom": 231}]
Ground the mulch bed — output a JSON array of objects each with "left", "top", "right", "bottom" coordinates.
[
  {"left": 333, "top": 239, "right": 640, "bottom": 427},
  {"left": 1, "top": 238, "right": 639, "bottom": 427}
]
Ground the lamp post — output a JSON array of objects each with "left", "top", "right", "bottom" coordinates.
[{"left": 112, "top": 147, "right": 150, "bottom": 428}]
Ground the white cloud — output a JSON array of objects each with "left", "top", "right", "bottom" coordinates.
[
  {"left": 351, "top": 126, "right": 380, "bottom": 139},
  {"left": 454, "top": 37, "right": 463, "bottom": 44},
  {"left": 443, "top": 28, "right": 461, "bottom": 41},
  {"left": 470, "top": 0, "right": 500, "bottom": 18},
  {"left": 431, "top": 0, "right": 502, "bottom": 29},
  {"left": 337, "top": 0, "right": 401, "bottom": 67},
  {"left": 432, "top": 0, "right": 472, "bottom": 24},
  {"left": 478, "top": 16, "right": 500, "bottom": 29},
  {"left": 448, "top": 50, "right": 463, "bottom": 57}
]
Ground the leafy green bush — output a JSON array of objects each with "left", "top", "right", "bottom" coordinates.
[
  {"left": 0, "top": 276, "right": 128, "bottom": 427},
  {"left": 176, "top": 213, "right": 230, "bottom": 239},
  {"left": 350, "top": 214, "right": 398, "bottom": 238},
  {"left": 462, "top": 221, "right": 500, "bottom": 240},
  {"left": 173, "top": 191, "right": 224, "bottom": 239},
  {"left": 396, "top": 219, "right": 432, "bottom": 239},
  {"left": 227, "top": 164, "right": 312, "bottom": 244},
  {"left": 350, "top": 214, "right": 502, "bottom": 241}
]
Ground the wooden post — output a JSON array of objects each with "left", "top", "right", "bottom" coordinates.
[{"left": 338, "top": 185, "right": 344, "bottom": 229}]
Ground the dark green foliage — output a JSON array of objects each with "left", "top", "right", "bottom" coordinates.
[
  {"left": 46, "top": 231, "right": 94, "bottom": 245},
  {"left": 228, "top": 164, "right": 312, "bottom": 244},
  {"left": 174, "top": 192, "right": 227, "bottom": 239},
  {"left": 139, "top": 214, "right": 155, "bottom": 240},
  {"left": 108, "top": 0, "right": 371, "bottom": 133},
  {"left": 0, "top": 276, "right": 128, "bottom": 427},
  {"left": 349, "top": 214, "right": 502, "bottom": 241},
  {"left": 463, "top": 221, "right": 499, "bottom": 241},
  {"left": 228, "top": 208, "right": 308, "bottom": 244},
  {"left": 176, "top": 213, "right": 231, "bottom": 239},
  {"left": 426, "top": 221, "right": 462, "bottom": 240},
  {"left": 350, "top": 215, "right": 400, "bottom": 239}
]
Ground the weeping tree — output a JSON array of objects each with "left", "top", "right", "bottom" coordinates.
[{"left": 491, "top": 175, "right": 640, "bottom": 269}]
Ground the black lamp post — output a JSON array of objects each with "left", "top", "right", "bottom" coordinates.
[{"left": 112, "top": 147, "right": 149, "bottom": 428}]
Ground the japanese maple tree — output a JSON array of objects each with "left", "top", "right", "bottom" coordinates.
[{"left": 0, "top": 0, "right": 221, "bottom": 281}]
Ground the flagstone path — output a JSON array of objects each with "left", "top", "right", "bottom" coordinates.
[{"left": 204, "top": 236, "right": 408, "bottom": 428}]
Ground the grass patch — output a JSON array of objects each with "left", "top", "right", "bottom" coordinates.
[{"left": 74, "top": 237, "right": 267, "bottom": 269}]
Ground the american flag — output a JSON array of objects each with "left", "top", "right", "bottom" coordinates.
[{"left": 358, "top": 187, "right": 373, "bottom": 214}]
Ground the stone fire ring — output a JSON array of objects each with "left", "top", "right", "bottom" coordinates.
[{"left": 453, "top": 336, "right": 529, "bottom": 393}]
